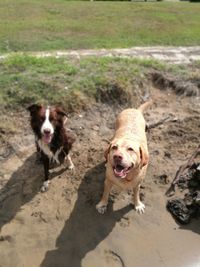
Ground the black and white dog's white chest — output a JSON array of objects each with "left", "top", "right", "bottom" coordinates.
[{"left": 37, "top": 139, "right": 64, "bottom": 164}]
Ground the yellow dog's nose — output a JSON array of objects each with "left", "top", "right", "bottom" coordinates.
[{"left": 113, "top": 154, "right": 123, "bottom": 161}]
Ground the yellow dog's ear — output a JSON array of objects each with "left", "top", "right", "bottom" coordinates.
[
  {"left": 139, "top": 145, "right": 149, "bottom": 168},
  {"left": 104, "top": 143, "right": 111, "bottom": 162}
]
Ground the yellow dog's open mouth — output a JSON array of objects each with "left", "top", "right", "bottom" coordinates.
[{"left": 113, "top": 163, "right": 133, "bottom": 178}]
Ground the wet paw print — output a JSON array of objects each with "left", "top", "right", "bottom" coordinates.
[
  {"left": 31, "top": 211, "right": 47, "bottom": 223},
  {"left": 119, "top": 216, "right": 130, "bottom": 228}
]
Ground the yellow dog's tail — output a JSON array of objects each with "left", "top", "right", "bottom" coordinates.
[{"left": 138, "top": 100, "right": 153, "bottom": 113}]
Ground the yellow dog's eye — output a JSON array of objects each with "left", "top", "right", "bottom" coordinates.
[
  {"left": 112, "top": 145, "right": 118, "bottom": 150},
  {"left": 128, "top": 147, "right": 134, "bottom": 151}
]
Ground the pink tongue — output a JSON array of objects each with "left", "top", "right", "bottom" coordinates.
[
  {"left": 43, "top": 134, "right": 51, "bottom": 144},
  {"left": 114, "top": 168, "right": 126, "bottom": 177}
]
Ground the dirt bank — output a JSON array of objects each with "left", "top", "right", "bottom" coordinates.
[{"left": 0, "top": 76, "right": 199, "bottom": 267}]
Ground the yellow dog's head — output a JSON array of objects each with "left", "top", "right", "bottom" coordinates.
[{"left": 105, "top": 138, "right": 149, "bottom": 179}]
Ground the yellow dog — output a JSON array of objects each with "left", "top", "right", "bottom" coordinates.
[{"left": 96, "top": 102, "right": 151, "bottom": 214}]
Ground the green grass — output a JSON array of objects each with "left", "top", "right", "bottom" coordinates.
[
  {"left": 0, "top": 54, "right": 198, "bottom": 112},
  {"left": 0, "top": 1, "right": 200, "bottom": 53}
]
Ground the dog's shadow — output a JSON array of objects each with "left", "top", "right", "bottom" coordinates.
[
  {"left": 40, "top": 162, "right": 132, "bottom": 267},
  {"left": 0, "top": 152, "right": 67, "bottom": 232}
]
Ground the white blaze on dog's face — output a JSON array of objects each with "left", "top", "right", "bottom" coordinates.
[
  {"left": 108, "top": 138, "right": 140, "bottom": 179},
  {"left": 41, "top": 107, "right": 54, "bottom": 144},
  {"left": 28, "top": 104, "right": 69, "bottom": 146}
]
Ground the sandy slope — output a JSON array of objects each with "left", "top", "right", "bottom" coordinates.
[{"left": 0, "top": 86, "right": 199, "bottom": 267}]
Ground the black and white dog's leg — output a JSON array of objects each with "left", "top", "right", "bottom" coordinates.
[
  {"left": 67, "top": 154, "right": 74, "bottom": 170},
  {"left": 35, "top": 138, "right": 42, "bottom": 164},
  {"left": 41, "top": 153, "right": 50, "bottom": 192}
]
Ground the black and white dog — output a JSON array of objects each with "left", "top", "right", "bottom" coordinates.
[{"left": 27, "top": 104, "right": 76, "bottom": 192}]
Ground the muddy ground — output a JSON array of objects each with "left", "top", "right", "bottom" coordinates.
[{"left": 0, "top": 79, "right": 200, "bottom": 267}]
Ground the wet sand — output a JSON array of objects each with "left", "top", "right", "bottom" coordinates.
[{"left": 0, "top": 87, "right": 199, "bottom": 267}]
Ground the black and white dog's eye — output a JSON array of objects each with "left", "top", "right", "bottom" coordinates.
[
  {"left": 128, "top": 147, "right": 134, "bottom": 151},
  {"left": 112, "top": 145, "right": 118, "bottom": 150}
]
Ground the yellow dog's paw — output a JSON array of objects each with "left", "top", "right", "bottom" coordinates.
[
  {"left": 96, "top": 202, "right": 107, "bottom": 214},
  {"left": 135, "top": 202, "right": 145, "bottom": 214}
]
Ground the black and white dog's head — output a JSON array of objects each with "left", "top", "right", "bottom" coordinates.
[{"left": 27, "top": 104, "right": 68, "bottom": 144}]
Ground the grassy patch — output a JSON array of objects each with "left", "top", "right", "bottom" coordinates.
[
  {"left": 0, "top": 54, "right": 199, "bottom": 112},
  {"left": 0, "top": 1, "right": 200, "bottom": 52},
  {"left": 0, "top": 54, "right": 200, "bottom": 134}
]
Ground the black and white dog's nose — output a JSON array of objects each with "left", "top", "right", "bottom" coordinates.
[{"left": 44, "top": 129, "right": 51, "bottom": 135}]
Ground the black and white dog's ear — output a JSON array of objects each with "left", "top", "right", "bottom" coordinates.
[
  {"left": 27, "top": 104, "right": 42, "bottom": 115},
  {"left": 55, "top": 107, "right": 68, "bottom": 117},
  {"left": 55, "top": 107, "right": 68, "bottom": 124}
]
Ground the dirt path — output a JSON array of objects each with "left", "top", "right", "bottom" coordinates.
[
  {"left": 1, "top": 46, "right": 200, "bottom": 64},
  {"left": 0, "top": 82, "right": 199, "bottom": 267}
]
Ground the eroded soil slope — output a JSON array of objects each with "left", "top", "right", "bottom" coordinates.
[{"left": 0, "top": 81, "right": 199, "bottom": 267}]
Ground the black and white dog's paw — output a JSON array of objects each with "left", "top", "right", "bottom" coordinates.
[{"left": 41, "top": 180, "right": 50, "bottom": 192}]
